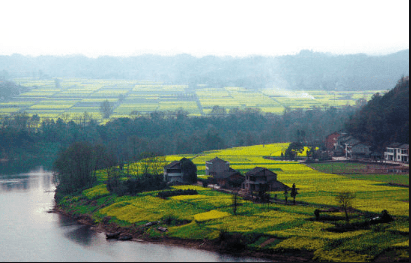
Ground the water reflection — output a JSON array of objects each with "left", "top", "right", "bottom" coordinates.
[
  {"left": 0, "top": 166, "right": 52, "bottom": 192},
  {"left": 0, "top": 176, "right": 30, "bottom": 191},
  {"left": 1, "top": 165, "right": 267, "bottom": 262},
  {"left": 64, "top": 225, "right": 96, "bottom": 246},
  {"left": 0, "top": 158, "right": 53, "bottom": 176}
]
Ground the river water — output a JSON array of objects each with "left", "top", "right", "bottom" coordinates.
[{"left": 0, "top": 164, "right": 264, "bottom": 262}]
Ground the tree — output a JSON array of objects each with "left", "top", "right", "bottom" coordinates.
[
  {"left": 180, "top": 157, "right": 197, "bottom": 184},
  {"left": 290, "top": 183, "right": 298, "bottom": 205},
  {"left": 100, "top": 99, "right": 113, "bottom": 119},
  {"left": 285, "top": 142, "right": 304, "bottom": 160},
  {"left": 306, "top": 145, "right": 320, "bottom": 161},
  {"left": 232, "top": 191, "right": 239, "bottom": 215},
  {"left": 258, "top": 183, "right": 271, "bottom": 210},
  {"left": 30, "top": 114, "right": 40, "bottom": 133},
  {"left": 210, "top": 105, "right": 226, "bottom": 116},
  {"left": 284, "top": 186, "right": 289, "bottom": 204},
  {"left": 139, "top": 152, "right": 165, "bottom": 175},
  {"left": 53, "top": 141, "right": 97, "bottom": 194},
  {"left": 93, "top": 143, "right": 117, "bottom": 186},
  {"left": 335, "top": 191, "right": 356, "bottom": 222}
]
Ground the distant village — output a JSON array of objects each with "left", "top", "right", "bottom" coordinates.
[
  {"left": 162, "top": 134, "right": 409, "bottom": 195},
  {"left": 325, "top": 132, "right": 409, "bottom": 164}
]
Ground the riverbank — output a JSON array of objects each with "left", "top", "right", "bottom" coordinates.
[
  {"left": 53, "top": 205, "right": 314, "bottom": 262},
  {"left": 53, "top": 177, "right": 409, "bottom": 262}
]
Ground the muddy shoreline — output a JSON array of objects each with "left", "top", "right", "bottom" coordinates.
[{"left": 53, "top": 205, "right": 314, "bottom": 262}]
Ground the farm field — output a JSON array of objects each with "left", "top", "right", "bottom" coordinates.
[
  {"left": 308, "top": 162, "right": 410, "bottom": 186},
  {"left": 1, "top": 78, "right": 385, "bottom": 122},
  {"left": 59, "top": 143, "right": 409, "bottom": 262}
]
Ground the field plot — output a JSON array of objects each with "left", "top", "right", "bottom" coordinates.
[
  {"left": 62, "top": 142, "right": 409, "bottom": 262},
  {"left": 1, "top": 78, "right": 385, "bottom": 122},
  {"left": 161, "top": 143, "right": 409, "bottom": 218}
]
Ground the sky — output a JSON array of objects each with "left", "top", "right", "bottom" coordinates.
[{"left": 1, "top": 0, "right": 409, "bottom": 58}]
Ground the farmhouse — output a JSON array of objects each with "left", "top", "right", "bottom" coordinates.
[
  {"left": 163, "top": 161, "right": 185, "bottom": 183},
  {"left": 351, "top": 142, "right": 371, "bottom": 159},
  {"left": 325, "top": 131, "right": 343, "bottom": 151},
  {"left": 332, "top": 134, "right": 372, "bottom": 159},
  {"left": 242, "top": 167, "right": 290, "bottom": 193},
  {"left": 384, "top": 143, "right": 409, "bottom": 163},
  {"left": 205, "top": 157, "right": 244, "bottom": 188},
  {"left": 205, "top": 157, "right": 230, "bottom": 176},
  {"left": 213, "top": 168, "right": 244, "bottom": 188}
]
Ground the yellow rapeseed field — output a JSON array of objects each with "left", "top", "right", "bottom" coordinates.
[{"left": 60, "top": 142, "right": 408, "bottom": 262}]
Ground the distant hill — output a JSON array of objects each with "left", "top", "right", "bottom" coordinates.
[
  {"left": 0, "top": 50, "right": 408, "bottom": 91},
  {"left": 345, "top": 76, "right": 409, "bottom": 150}
]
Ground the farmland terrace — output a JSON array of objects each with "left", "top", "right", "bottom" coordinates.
[
  {"left": 0, "top": 78, "right": 385, "bottom": 122},
  {"left": 55, "top": 143, "right": 409, "bottom": 262}
]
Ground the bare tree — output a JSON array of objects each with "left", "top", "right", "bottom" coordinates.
[
  {"left": 284, "top": 186, "right": 289, "bottom": 204},
  {"left": 335, "top": 191, "right": 356, "bottom": 222}
]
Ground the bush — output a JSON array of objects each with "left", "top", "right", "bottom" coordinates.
[
  {"left": 218, "top": 231, "right": 246, "bottom": 252},
  {"left": 314, "top": 209, "right": 320, "bottom": 220},
  {"left": 380, "top": 210, "right": 394, "bottom": 223},
  {"left": 107, "top": 173, "right": 168, "bottom": 196},
  {"left": 157, "top": 189, "right": 198, "bottom": 199}
]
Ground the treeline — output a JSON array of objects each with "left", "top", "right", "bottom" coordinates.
[
  {"left": 0, "top": 81, "right": 29, "bottom": 101},
  {"left": 0, "top": 105, "right": 358, "bottom": 163},
  {"left": 345, "top": 76, "right": 409, "bottom": 151}
]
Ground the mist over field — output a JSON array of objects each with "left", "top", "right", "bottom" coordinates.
[{"left": 0, "top": 49, "right": 409, "bottom": 92}]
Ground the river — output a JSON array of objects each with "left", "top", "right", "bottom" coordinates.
[{"left": 0, "top": 164, "right": 265, "bottom": 262}]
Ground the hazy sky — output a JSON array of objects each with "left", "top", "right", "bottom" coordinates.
[{"left": 1, "top": 0, "right": 409, "bottom": 58}]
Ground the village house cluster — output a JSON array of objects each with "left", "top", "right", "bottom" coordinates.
[
  {"left": 163, "top": 134, "right": 409, "bottom": 190},
  {"left": 163, "top": 156, "right": 289, "bottom": 193},
  {"left": 325, "top": 132, "right": 409, "bottom": 163}
]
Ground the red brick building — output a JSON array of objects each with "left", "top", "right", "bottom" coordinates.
[{"left": 325, "top": 132, "right": 341, "bottom": 151}]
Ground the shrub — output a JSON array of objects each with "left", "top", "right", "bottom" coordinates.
[
  {"left": 108, "top": 174, "right": 168, "bottom": 196},
  {"left": 157, "top": 189, "right": 198, "bottom": 199},
  {"left": 314, "top": 209, "right": 321, "bottom": 220},
  {"left": 217, "top": 230, "right": 246, "bottom": 252}
]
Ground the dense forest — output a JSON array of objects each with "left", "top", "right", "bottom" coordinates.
[
  {"left": 345, "top": 76, "right": 409, "bottom": 150},
  {"left": 2, "top": 76, "right": 408, "bottom": 165},
  {"left": 0, "top": 103, "right": 358, "bottom": 164},
  {"left": 1, "top": 50, "right": 408, "bottom": 91}
]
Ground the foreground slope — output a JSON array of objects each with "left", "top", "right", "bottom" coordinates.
[{"left": 57, "top": 143, "right": 409, "bottom": 262}]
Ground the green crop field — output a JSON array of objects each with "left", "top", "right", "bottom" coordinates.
[
  {"left": 59, "top": 142, "right": 409, "bottom": 262},
  {"left": 1, "top": 78, "right": 386, "bottom": 123}
]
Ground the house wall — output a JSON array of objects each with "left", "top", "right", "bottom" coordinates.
[
  {"left": 384, "top": 147, "right": 409, "bottom": 163},
  {"left": 325, "top": 133, "right": 340, "bottom": 150},
  {"left": 352, "top": 144, "right": 371, "bottom": 157},
  {"left": 242, "top": 170, "right": 277, "bottom": 192},
  {"left": 164, "top": 167, "right": 183, "bottom": 182},
  {"left": 398, "top": 148, "right": 409, "bottom": 163},
  {"left": 167, "top": 173, "right": 184, "bottom": 183},
  {"left": 206, "top": 161, "right": 229, "bottom": 176},
  {"left": 384, "top": 147, "right": 395, "bottom": 161}
]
